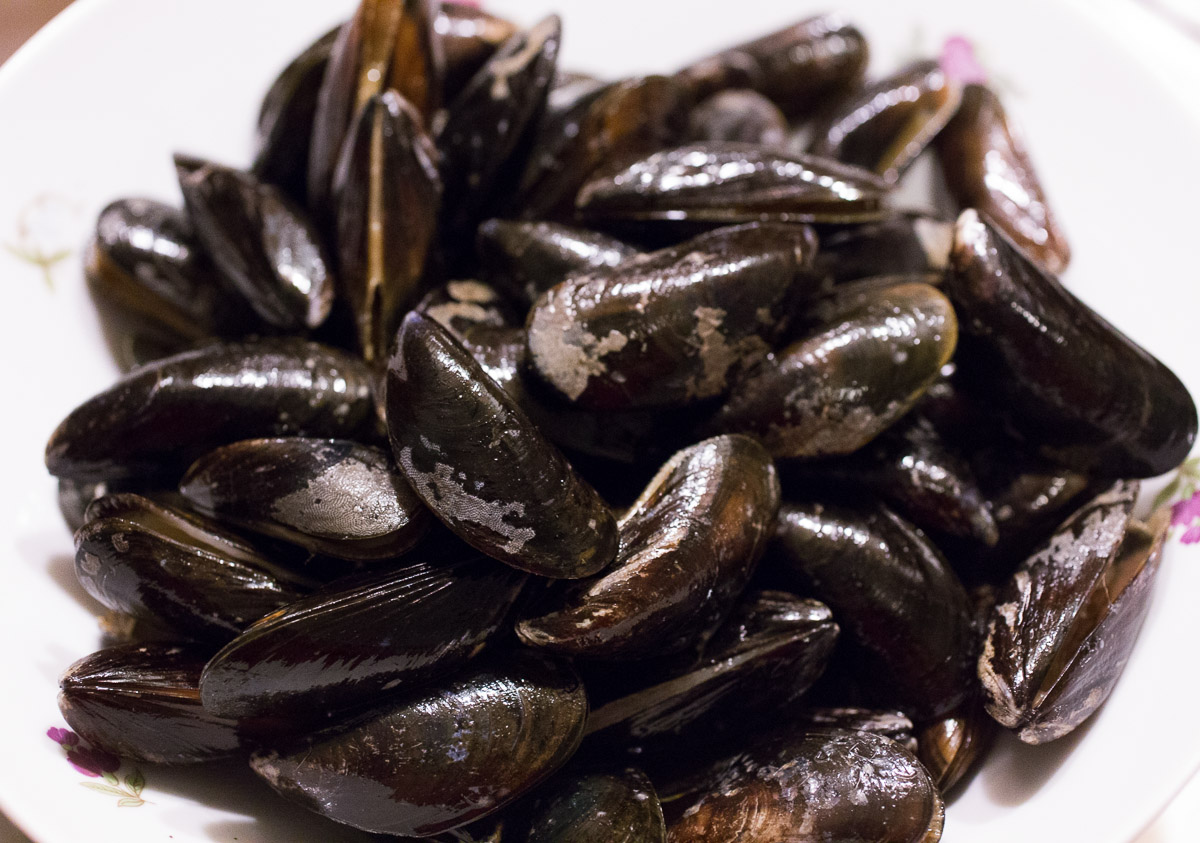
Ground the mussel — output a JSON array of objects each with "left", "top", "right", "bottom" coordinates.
[
  {"left": 947, "top": 210, "right": 1197, "bottom": 478},
  {"left": 709, "top": 281, "right": 957, "bottom": 459},
  {"left": 178, "top": 437, "right": 430, "bottom": 560},
  {"left": 45, "top": 338, "right": 378, "bottom": 481},
  {"left": 526, "top": 222, "right": 819, "bottom": 410},
  {"left": 978, "top": 481, "right": 1169, "bottom": 743},
  {"left": 200, "top": 553, "right": 526, "bottom": 719},
  {"left": 250, "top": 652, "right": 587, "bottom": 836},
  {"left": 386, "top": 311, "right": 618, "bottom": 578},
  {"left": 175, "top": 156, "right": 335, "bottom": 331},
  {"left": 517, "top": 435, "right": 780, "bottom": 659},
  {"left": 667, "top": 728, "right": 944, "bottom": 842},
  {"left": 524, "top": 768, "right": 666, "bottom": 843},
  {"left": 59, "top": 644, "right": 247, "bottom": 764}
]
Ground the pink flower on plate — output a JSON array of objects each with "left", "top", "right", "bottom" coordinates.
[
  {"left": 66, "top": 746, "right": 121, "bottom": 778},
  {"left": 46, "top": 727, "right": 78, "bottom": 747},
  {"left": 939, "top": 35, "right": 988, "bottom": 85},
  {"left": 1171, "top": 490, "right": 1200, "bottom": 544}
]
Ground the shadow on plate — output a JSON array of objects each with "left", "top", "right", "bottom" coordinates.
[
  {"left": 143, "top": 760, "right": 384, "bottom": 842},
  {"left": 979, "top": 714, "right": 1097, "bottom": 807}
]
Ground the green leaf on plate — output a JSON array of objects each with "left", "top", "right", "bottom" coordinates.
[
  {"left": 1153, "top": 476, "right": 1182, "bottom": 512},
  {"left": 117, "top": 797, "right": 145, "bottom": 808},
  {"left": 125, "top": 769, "right": 145, "bottom": 796},
  {"left": 101, "top": 771, "right": 119, "bottom": 786},
  {"left": 80, "top": 782, "right": 126, "bottom": 797}
]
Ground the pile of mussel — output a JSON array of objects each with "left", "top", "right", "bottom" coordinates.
[{"left": 47, "top": 2, "right": 1197, "bottom": 840}]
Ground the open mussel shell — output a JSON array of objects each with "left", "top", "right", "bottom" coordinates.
[
  {"left": 978, "top": 481, "right": 1169, "bottom": 743},
  {"left": 332, "top": 89, "right": 442, "bottom": 365},
  {"left": 770, "top": 501, "right": 974, "bottom": 718},
  {"left": 74, "top": 494, "right": 313, "bottom": 642},
  {"left": 524, "top": 768, "right": 666, "bottom": 843},
  {"left": 85, "top": 198, "right": 250, "bottom": 370},
  {"left": 58, "top": 477, "right": 148, "bottom": 533},
  {"left": 937, "top": 83, "right": 1070, "bottom": 273},
  {"left": 250, "top": 651, "right": 587, "bottom": 837},
  {"left": 686, "top": 89, "right": 789, "bottom": 147},
  {"left": 438, "top": 15, "right": 562, "bottom": 238},
  {"left": 252, "top": 26, "right": 339, "bottom": 204},
  {"left": 200, "top": 552, "right": 526, "bottom": 720},
  {"left": 517, "top": 435, "right": 780, "bottom": 659},
  {"left": 674, "top": 13, "right": 868, "bottom": 118},
  {"left": 45, "top": 338, "right": 378, "bottom": 481},
  {"left": 175, "top": 156, "right": 334, "bottom": 331},
  {"left": 476, "top": 219, "right": 638, "bottom": 307},
  {"left": 386, "top": 311, "right": 618, "bottom": 578},
  {"left": 710, "top": 281, "right": 956, "bottom": 459},
  {"left": 576, "top": 142, "right": 889, "bottom": 227},
  {"left": 666, "top": 727, "right": 944, "bottom": 843},
  {"left": 306, "top": 0, "right": 443, "bottom": 222},
  {"left": 178, "top": 438, "right": 430, "bottom": 561},
  {"left": 439, "top": 2, "right": 519, "bottom": 100},
  {"left": 583, "top": 592, "right": 836, "bottom": 747},
  {"left": 810, "top": 59, "right": 963, "bottom": 185},
  {"left": 514, "top": 75, "right": 692, "bottom": 221},
  {"left": 59, "top": 644, "right": 247, "bottom": 764},
  {"left": 948, "top": 210, "right": 1197, "bottom": 478},
  {"left": 812, "top": 212, "right": 952, "bottom": 286},
  {"left": 527, "top": 222, "right": 819, "bottom": 411}
]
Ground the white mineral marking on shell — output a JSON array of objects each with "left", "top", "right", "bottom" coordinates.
[
  {"left": 530, "top": 294, "right": 629, "bottom": 400},
  {"left": 689, "top": 306, "right": 769, "bottom": 400},
  {"left": 271, "top": 459, "right": 401, "bottom": 538},
  {"left": 399, "top": 447, "right": 535, "bottom": 554},
  {"left": 79, "top": 552, "right": 101, "bottom": 576},
  {"left": 110, "top": 533, "right": 130, "bottom": 553},
  {"left": 423, "top": 300, "right": 499, "bottom": 332}
]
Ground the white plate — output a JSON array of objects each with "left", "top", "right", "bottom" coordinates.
[{"left": 2, "top": 1, "right": 1199, "bottom": 841}]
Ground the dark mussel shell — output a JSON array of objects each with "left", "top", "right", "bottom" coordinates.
[
  {"left": 438, "top": 16, "right": 561, "bottom": 238},
  {"left": 674, "top": 14, "right": 868, "bottom": 118},
  {"left": 584, "top": 593, "right": 836, "bottom": 745},
  {"left": 45, "top": 338, "right": 378, "bottom": 481},
  {"left": 937, "top": 84, "right": 1070, "bottom": 273},
  {"left": 178, "top": 438, "right": 430, "bottom": 561},
  {"left": 667, "top": 728, "right": 944, "bottom": 843},
  {"left": 85, "top": 199, "right": 248, "bottom": 370},
  {"left": 476, "top": 219, "right": 637, "bottom": 306},
  {"left": 386, "top": 311, "right": 618, "bottom": 578},
  {"left": 526, "top": 222, "right": 819, "bottom": 411},
  {"left": 333, "top": 90, "right": 442, "bottom": 364},
  {"left": 175, "top": 156, "right": 335, "bottom": 331},
  {"left": 577, "top": 142, "right": 889, "bottom": 227},
  {"left": 516, "top": 435, "right": 780, "bottom": 659},
  {"left": 812, "top": 212, "right": 953, "bottom": 286},
  {"left": 515, "top": 75, "right": 692, "bottom": 221},
  {"left": 200, "top": 553, "right": 526, "bottom": 720},
  {"left": 810, "top": 59, "right": 963, "bottom": 185},
  {"left": 250, "top": 652, "right": 587, "bottom": 837},
  {"left": 947, "top": 210, "right": 1197, "bottom": 478},
  {"left": 978, "top": 481, "right": 1168, "bottom": 743},
  {"left": 710, "top": 282, "right": 957, "bottom": 459},
  {"left": 306, "top": 0, "right": 443, "bottom": 221},
  {"left": 524, "top": 768, "right": 666, "bottom": 843},
  {"left": 252, "top": 26, "right": 340, "bottom": 204},
  {"left": 770, "top": 501, "right": 974, "bottom": 718},
  {"left": 74, "top": 494, "right": 312, "bottom": 642},
  {"left": 59, "top": 644, "right": 245, "bottom": 764},
  {"left": 685, "top": 89, "right": 788, "bottom": 147},
  {"left": 801, "top": 413, "right": 999, "bottom": 545},
  {"left": 58, "top": 477, "right": 146, "bottom": 533},
  {"left": 917, "top": 698, "right": 997, "bottom": 793},
  {"left": 439, "top": 2, "right": 519, "bottom": 100}
]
